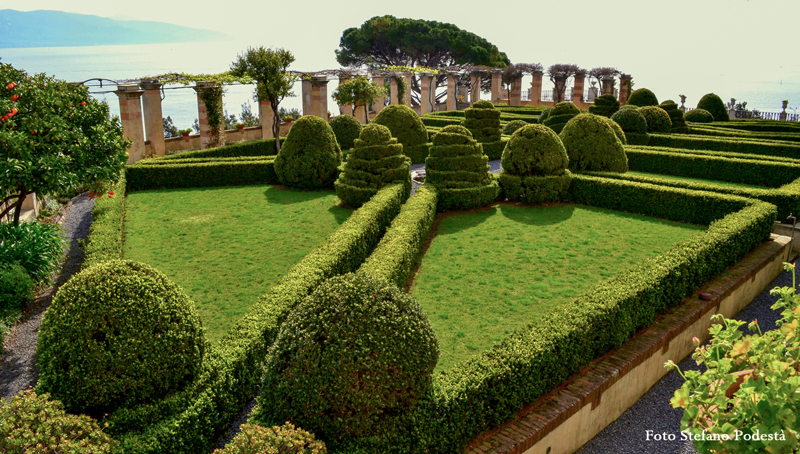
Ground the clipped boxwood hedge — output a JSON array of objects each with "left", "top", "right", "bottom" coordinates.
[
  {"left": 126, "top": 157, "right": 279, "bottom": 191},
  {"left": 647, "top": 133, "right": 800, "bottom": 159},
  {"left": 697, "top": 93, "right": 729, "bottom": 122},
  {"left": 685, "top": 108, "right": 715, "bottom": 123},
  {"left": 627, "top": 88, "right": 659, "bottom": 107},
  {"left": 160, "top": 138, "right": 278, "bottom": 160},
  {"left": 588, "top": 94, "right": 620, "bottom": 117},
  {"left": 82, "top": 172, "right": 127, "bottom": 268},
  {"left": 659, "top": 100, "right": 689, "bottom": 134}
]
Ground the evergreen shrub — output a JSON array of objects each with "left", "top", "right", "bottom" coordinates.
[
  {"left": 212, "top": 423, "right": 326, "bottom": 454},
  {"left": 538, "top": 106, "right": 552, "bottom": 124},
  {"left": 588, "top": 94, "right": 620, "bottom": 117},
  {"left": 373, "top": 104, "right": 429, "bottom": 149},
  {"left": 543, "top": 102, "right": 581, "bottom": 134},
  {"left": 627, "top": 88, "right": 659, "bottom": 107},
  {"left": 660, "top": 100, "right": 690, "bottom": 133},
  {"left": 603, "top": 116, "right": 627, "bottom": 144},
  {"left": 329, "top": 114, "right": 362, "bottom": 151},
  {"left": 462, "top": 100, "right": 502, "bottom": 142},
  {"left": 561, "top": 113, "right": 628, "bottom": 172},
  {"left": 503, "top": 120, "right": 528, "bottom": 136},
  {"left": 611, "top": 107, "right": 649, "bottom": 144},
  {"left": 0, "top": 262, "right": 35, "bottom": 312},
  {"left": 274, "top": 116, "right": 342, "bottom": 189},
  {"left": 685, "top": 108, "right": 715, "bottom": 123},
  {"left": 0, "top": 222, "right": 66, "bottom": 286},
  {"left": 640, "top": 106, "right": 672, "bottom": 133},
  {"left": 697, "top": 93, "right": 729, "bottom": 121},
  {"left": 499, "top": 124, "right": 572, "bottom": 204}
]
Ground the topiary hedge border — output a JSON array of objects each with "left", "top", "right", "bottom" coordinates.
[
  {"left": 648, "top": 133, "right": 800, "bottom": 159},
  {"left": 125, "top": 157, "right": 279, "bottom": 191},
  {"left": 82, "top": 172, "right": 127, "bottom": 268}
]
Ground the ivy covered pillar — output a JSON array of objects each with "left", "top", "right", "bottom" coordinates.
[
  {"left": 419, "top": 73, "right": 434, "bottom": 115},
  {"left": 139, "top": 79, "right": 165, "bottom": 157},
  {"left": 491, "top": 69, "right": 502, "bottom": 104},
  {"left": 389, "top": 76, "right": 399, "bottom": 105},
  {"left": 446, "top": 74, "right": 457, "bottom": 111},
  {"left": 193, "top": 81, "right": 222, "bottom": 149},
  {"left": 402, "top": 73, "right": 412, "bottom": 106},
  {"left": 572, "top": 71, "right": 586, "bottom": 104},
  {"left": 470, "top": 72, "right": 481, "bottom": 105},
  {"left": 601, "top": 77, "right": 615, "bottom": 95},
  {"left": 114, "top": 84, "right": 146, "bottom": 164},
  {"left": 530, "top": 70, "right": 544, "bottom": 105},
  {"left": 372, "top": 76, "right": 385, "bottom": 114},
  {"left": 619, "top": 74, "right": 632, "bottom": 105}
]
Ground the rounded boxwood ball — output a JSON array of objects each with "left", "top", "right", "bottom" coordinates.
[
  {"left": 37, "top": 260, "right": 206, "bottom": 416},
  {"left": 372, "top": 104, "right": 428, "bottom": 148},
  {"left": 274, "top": 116, "right": 342, "bottom": 189},
  {"left": 611, "top": 107, "right": 648, "bottom": 133},
  {"left": 697, "top": 93, "right": 728, "bottom": 121},
  {"left": 329, "top": 114, "right": 362, "bottom": 150},
  {"left": 503, "top": 120, "right": 528, "bottom": 136},
  {"left": 602, "top": 116, "right": 627, "bottom": 145},
  {"left": 627, "top": 88, "right": 659, "bottom": 107},
  {"left": 685, "top": 108, "right": 715, "bottom": 123},
  {"left": 640, "top": 106, "right": 672, "bottom": 133},
  {"left": 254, "top": 273, "right": 439, "bottom": 445},
  {"left": 501, "top": 124, "right": 568, "bottom": 176},
  {"left": 560, "top": 113, "right": 628, "bottom": 172}
]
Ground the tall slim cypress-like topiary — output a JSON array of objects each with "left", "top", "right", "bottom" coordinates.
[
  {"left": 335, "top": 124, "right": 411, "bottom": 207},
  {"left": 588, "top": 94, "right": 620, "bottom": 117},
  {"left": 660, "top": 100, "right": 690, "bottom": 133},
  {"left": 499, "top": 124, "right": 572, "bottom": 204},
  {"left": 462, "top": 100, "right": 502, "bottom": 142},
  {"left": 543, "top": 101, "right": 581, "bottom": 134},
  {"left": 274, "top": 115, "right": 342, "bottom": 189},
  {"left": 426, "top": 125, "right": 500, "bottom": 211}
]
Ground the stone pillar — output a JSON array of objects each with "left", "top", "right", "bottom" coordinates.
[
  {"left": 114, "top": 84, "right": 145, "bottom": 164},
  {"left": 372, "top": 76, "right": 385, "bottom": 114},
  {"left": 530, "top": 71, "right": 544, "bottom": 104},
  {"left": 470, "top": 73, "right": 481, "bottom": 104},
  {"left": 446, "top": 74, "right": 457, "bottom": 111},
  {"left": 601, "top": 77, "right": 615, "bottom": 96},
  {"left": 193, "top": 81, "right": 221, "bottom": 149},
  {"left": 302, "top": 78, "right": 313, "bottom": 117},
  {"left": 573, "top": 73, "right": 586, "bottom": 104},
  {"left": 619, "top": 74, "right": 632, "bottom": 105},
  {"left": 389, "top": 77, "right": 399, "bottom": 105},
  {"left": 311, "top": 76, "right": 329, "bottom": 119},
  {"left": 258, "top": 87, "right": 275, "bottom": 140},
  {"left": 337, "top": 77, "right": 353, "bottom": 116},
  {"left": 402, "top": 73, "right": 412, "bottom": 106},
  {"left": 419, "top": 73, "right": 434, "bottom": 115},
  {"left": 553, "top": 76, "right": 568, "bottom": 104},
  {"left": 510, "top": 77, "right": 523, "bottom": 106},
  {"left": 139, "top": 80, "right": 165, "bottom": 157},
  {"left": 491, "top": 70, "right": 502, "bottom": 104}
]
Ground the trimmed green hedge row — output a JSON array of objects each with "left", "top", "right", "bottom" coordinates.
[
  {"left": 688, "top": 124, "right": 800, "bottom": 143},
  {"left": 81, "top": 172, "right": 127, "bottom": 269},
  {"left": 126, "top": 157, "right": 278, "bottom": 191},
  {"left": 700, "top": 120, "right": 800, "bottom": 134},
  {"left": 105, "top": 183, "right": 408, "bottom": 454},
  {"left": 648, "top": 133, "right": 800, "bottom": 159},
  {"left": 160, "top": 139, "right": 278, "bottom": 161}
]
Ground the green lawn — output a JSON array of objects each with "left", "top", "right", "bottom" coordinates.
[
  {"left": 123, "top": 185, "right": 351, "bottom": 344},
  {"left": 625, "top": 171, "right": 771, "bottom": 189},
  {"left": 409, "top": 204, "right": 706, "bottom": 371}
]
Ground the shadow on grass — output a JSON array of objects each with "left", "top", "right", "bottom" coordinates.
[
  {"left": 435, "top": 206, "right": 497, "bottom": 235},
  {"left": 500, "top": 203, "right": 576, "bottom": 226},
  {"left": 263, "top": 185, "right": 336, "bottom": 205}
]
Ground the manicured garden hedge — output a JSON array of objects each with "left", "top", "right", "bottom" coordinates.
[
  {"left": 688, "top": 124, "right": 800, "bottom": 143},
  {"left": 701, "top": 120, "right": 800, "bottom": 134},
  {"left": 160, "top": 139, "right": 278, "bottom": 160},
  {"left": 648, "top": 133, "right": 800, "bottom": 159},
  {"left": 82, "top": 172, "right": 127, "bottom": 268},
  {"left": 126, "top": 157, "right": 279, "bottom": 191}
]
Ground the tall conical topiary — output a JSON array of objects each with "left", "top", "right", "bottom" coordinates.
[
  {"left": 660, "top": 100, "right": 689, "bottom": 133},
  {"left": 426, "top": 125, "right": 500, "bottom": 212},
  {"left": 462, "top": 100, "right": 501, "bottom": 143},
  {"left": 499, "top": 124, "right": 572, "bottom": 204},
  {"left": 543, "top": 101, "right": 581, "bottom": 134},
  {"left": 335, "top": 124, "right": 411, "bottom": 207},
  {"left": 561, "top": 114, "right": 628, "bottom": 173},
  {"left": 274, "top": 116, "right": 342, "bottom": 189},
  {"left": 588, "top": 94, "right": 620, "bottom": 117}
]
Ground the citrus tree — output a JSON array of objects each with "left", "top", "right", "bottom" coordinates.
[
  {"left": 331, "top": 76, "right": 386, "bottom": 124},
  {"left": 0, "top": 62, "right": 129, "bottom": 224}
]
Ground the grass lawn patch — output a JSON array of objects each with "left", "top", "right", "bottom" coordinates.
[
  {"left": 123, "top": 185, "right": 352, "bottom": 343},
  {"left": 409, "top": 203, "right": 705, "bottom": 371},
  {"left": 625, "top": 171, "right": 771, "bottom": 190}
]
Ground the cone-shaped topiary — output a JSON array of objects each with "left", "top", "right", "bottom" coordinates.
[
  {"left": 329, "top": 114, "right": 362, "bottom": 151},
  {"left": 37, "top": 260, "right": 206, "bottom": 417},
  {"left": 560, "top": 113, "right": 628, "bottom": 172},
  {"left": 335, "top": 123, "right": 411, "bottom": 207},
  {"left": 462, "top": 100, "right": 502, "bottom": 142},
  {"left": 252, "top": 272, "right": 438, "bottom": 448},
  {"left": 685, "top": 108, "right": 715, "bottom": 123},
  {"left": 611, "top": 107, "right": 649, "bottom": 145},
  {"left": 543, "top": 101, "right": 581, "bottom": 134},
  {"left": 212, "top": 423, "right": 326, "bottom": 454},
  {"left": 502, "top": 119, "right": 528, "bottom": 136},
  {"left": 372, "top": 104, "right": 428, "bottom": 148},
  {"left": 627, "top": 88, "right": 659, "bottom": 107},
  {"left": 588, "top": 94, "right": 620, "bottom": 117},
  {"left": 538, "top": 106, "right": 552, "bottom": 124},
  {"left": 659, "top": 100, "right": 690, "bottom": 133},
  {"left": 499, "top": 124, "right": 572, "bottom": 204},
  {"left": 697, "top": 93, "right": 728, "bottom": 121},
  {"left": 274, "top": 116, "right": 342, "bottom": 189},
  {"left": 426, "top": 124, "right": 500, "bottom": 211},
  {"left": 640, "top": 106, "right": 672, "bottom": 133}
]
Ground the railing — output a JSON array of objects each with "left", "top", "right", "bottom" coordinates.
[{"left": 540, "top": 88, "right": 574, "bottom": 102}]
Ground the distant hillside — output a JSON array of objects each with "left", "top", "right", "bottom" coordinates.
[{"left": 0, "top": 9, "right": 231, "bottom": 48}]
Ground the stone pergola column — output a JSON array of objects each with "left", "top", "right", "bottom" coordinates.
[
  {"left": 402, "top": 73, "right": 412, "bottom": 106},
  {"left": 389, "top": 76, "right": 399, "bottom": 105},
  {"left": 470, "top": 73, "right": 481, "bottom": 105},
  {"left": 419, "top": 73, "right": 434, "bottom": 115},
  {"left": 446, "top": 74, "right": 457, "bottom": 111},
  {"left": 258, "top": 83, "right": 275, "bottom": 139},
  {"left": 372, "top": 76, "right": 385, "bottom": 114},
  {"left": 139, "top": 79, "right": 165, "bottom": 157},
  {"left": 337, "top": 77, "right": 353, "bottom": 116},
  {"left": 553, "top": 75, "right": 568, "bottom": 104},
  {"left": 491, "top": 70, "right": 502, "bottom": 104},
  {"left": 510, "top": 77, "right": 523, "bottom": 106},
  {"left": 302, "top": 78, "right": 313, "bottom": 116},
  {"left": 530, "top": 70, "right": 544, "bottom": 104},
  {"left": 193, "top": 81, "right": 221, "bottom": 149},
  {"left": 114, "top": 84, "right": 145, "bottom": 164},
  {"left": 619, "top": 74, "right": 632, "bottom": 105},
  {"left": 302, "top": 76, "right": 329, "bottom": 119},
  {"left": 601, "top": 77, "right": 615, "bottom": 96},
  {"left": 572, "top": 72, "right": 586, "bottom": 104}
]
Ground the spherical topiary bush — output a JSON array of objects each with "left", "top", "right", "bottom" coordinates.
[
  {"left": 659, "top": 100, "right": 690, "bottom": 133},
  {"left": 329, "top": 114, "right": 362, "bottom": 151},
  {"left": 588, "top": 94, "right": 620, "bottom": 117},
  {"left": 685, "top": 108, "right": 715, "bottom": 123},
  {"left": 212, "top": 423, "right": 326, "bottom": 454},
  {"left": 426, "top": 124, "right": 500, "bottom": 211},
  {"left": 0, "top": 262, "right": 35, "bottom": 312},
  {"left": 602, "top": 116, "right": 627, "bottom": 145},
  {"left": 0, "top": 390, "right": 118, "bottom": 454},
  {"left": 335, "top": 123, "right": 411, "bottom": 208},
  {"left": 560, "top": 113, "right": 628, "bottom": 173},
  {"left": 462, "top": 100, "right": 502, "bottom": 142},
  {"left": 627, "top": 88, "right": 659, "bottom": 107},
  {"left": 697, "top": 93, "right": 728, "bottom": 121},
  {"left": 611, "top": 107, "right": 649, "bottom": 145},
  {"left": 253, "top": 273, "right": 438, "bottom": 447},
  {"left": 499, "top": 124, "right": 572, "bottom": 204},
  {"left": 502, "top": 119, "right": 528, "bottom": 136},
  {"left": 274, "top": 116, "right": 342, "bottom": 189},
  {"left": 538, "top": 107, "right": 552, "bottom": 124},
  {"left": 543, "top": 102, "right": 581, "bottom": 134},
  {"left": 372, "top": 104, "right": 428, "bottom": 148},
  {"left": 640, "top": 106, "right": 672, "bottom": 133},
  {"left": 37, "top": 260, "right": 206, "bottom": 416}
]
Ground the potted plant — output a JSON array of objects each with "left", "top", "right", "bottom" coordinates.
[
  {"left": 283, "top": 116, "right": 293, "bottom": 124},
  {"left": 234, "top": 122, "right": 245, "bottom": 132},
  {"left": 178, "top": 129, "right": 192, "bottom": 141}
]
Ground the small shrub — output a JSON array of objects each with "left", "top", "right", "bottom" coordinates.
[
  {"left": 274, "top": 115, "right": 342, "bottom": 189},
  {"left": 611, "top": 107, "right": 648, "bottom": 133},
  {"left": 329, "top": 114, "right": 362, "bottom": 151},
  {"left": 538, "top": 106, "right": 552, "bottom": 124},
  {"left": 499, "top": 124, "right": 572, "bottom": 204},
  {"left": 659, "top": 100, "right": 690, "bottom": 134},
  {"left": 37, "top": 260, "right": 206, "bottom": 416},
  {"left": 502, "top": 119, "right": 528, "bottom": 136},
  {"left": 253, "top": 273, "right": 438, "bottom": 447},
  {"left": 627, "top": 88, "right": 659, "bottom": 107},
  {"left": 588, "top": 94, "right": 620, "bottom": 117},
  {"left": 640, "top": 106, "right": 672, "bottom": 133},
  {"left": 0, "top": 389, "right": 117, "bottom": 454},
  {"left": 685, "top": 108, "right": 715, "bottom": 123},
  {"left": 697, "top": 93, "right": 729, "bottom": 121},
  {"left": 372, "top": 104, "right": 428, "bottom": 148},
  {"left": 462, "top": 101, "right": 502, "bottom": 142},
  {"left": 602, "top": 116, "right": 627, "bottom": 144},
  {"left": 543, "top": 102, "right": 581, "bottom": 134},
  {"left": 212, "top": 423, "right": 326, "bottom": 454},
  {"left": 0, "top": 262, "right": 35, "bottom": 312},
  {"left": 560, "top": 113, "right": 628, "bottom": 172},
  {"left": 0, "top": 221, "right": 65, "bottom": 286}
]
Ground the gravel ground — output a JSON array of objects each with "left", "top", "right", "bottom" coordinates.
[{"left": 0, "top": 193, "right": 95, "bottom": 401}]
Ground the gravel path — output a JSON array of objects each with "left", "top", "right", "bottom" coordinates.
[{"left": 0, "top": 194, "right": 95, "bottom": 401}]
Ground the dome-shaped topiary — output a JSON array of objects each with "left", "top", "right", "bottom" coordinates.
[
  {"left": 335, "top": 123, "right": 411, "bottom": 208},
  {"left": 588, "top": 94, "right": 620, "bottom": 117},
  {"left": 37, "top": 260, "right": 206, "bottom": 416},
  {"left": 611, "top": 107, "right": 649, "bottom": 144},
  {"left": 543, "top": 102, "right": 581, "bottom": 134},
  {"left": 602, "top": 116, "right": 627, "bottom": 145},
  {"left": 697, "top": 93, "right": 728, "bottom": 121},
  {"left": 274, "top": 116, "right": 342, "bottom": 189},
  {"left": 253, "top": 273, "right": 438, "bottom": 446},
  {"left": 560, "top": 113, "right": 628, "bottom": 173},
  {"left": 659, "top": 100, "right": 690, "bottom": 133},
  {"left": 372, "top": 104, "right": 429, "bottom": 148},
  {"left": 685, "top": 107, "right": 715, "bottom": 123},
  {"left": 426, "top": 124, "right": 500, "bottom": 211},
  {"left": 499, "top": 124, "right": 572, "bottom": 204},
  {"left": 212, "top": 423, "right": 326, "bottom": 454},
  {"left": 538, "top": 107, "right": 552, "bottom": 124},
  {"left": 627, "top": 88, "right": 659, "bottom": 107},
  {"left": 640, "top": 106, "right": 672, "bottom": 133},
  {"left": 502, "top": 119, "right": 528, "bottom": 136},
  {"left": 329, "top": 114, "right": 362, "bottom": 151},
  {"left": 462, "top": 101, "right": 502, "bottom": 142}
]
